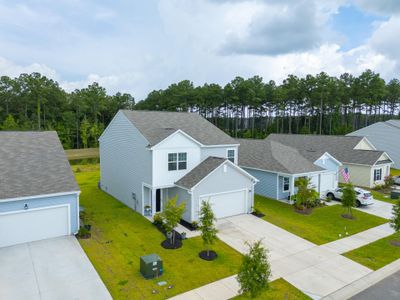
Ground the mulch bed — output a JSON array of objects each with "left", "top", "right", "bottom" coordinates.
[
  {"left": 251, "top": 211, "right": 265, "bottom": 218},
  {"left": 341, "top": 213, "right": 356, "bottom": 220},
  {"left": 390, "top": 240, "right": 400, "bottom": 247},
  {"left": 179, "top": 219, "right": 198, "bottom": 231},
  {"left": 294, "top": 207, "right": 313, "bottom": 215},
  {"left": 199, "top": 250, "right": 217, "bottom": 261},
  {"left": 161, "top": 238, "right": 182, "bottom": 249},
  {"left": 76, "top": 232, "right": 91, "bottom": 239}
]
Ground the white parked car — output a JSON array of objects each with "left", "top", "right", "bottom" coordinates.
[
  {"left": 394, "top": 176, "right": 400, "bottom": 185},
  {"left": 326, "top": 187, "right": 374, "bottom": 207}
]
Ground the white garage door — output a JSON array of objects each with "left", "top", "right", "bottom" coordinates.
[
  {"left": 320, "top": 173, "right": 337, "bottom": 196},
  {"left": 0, "top": 205, "right": 70, "bottom": 248},
  {"left": 200, "top": 190, "right": 247, "bottom": 219}
]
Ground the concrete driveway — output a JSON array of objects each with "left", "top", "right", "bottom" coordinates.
[
  {"left": 355, "top": 199, "right": 393, "bottom": 219},
  {"left": 0, "top": 236, "right": 111, "bottom": 300},
  {"left": 217, "top": 215, "right": 372, "bottom": 299}
]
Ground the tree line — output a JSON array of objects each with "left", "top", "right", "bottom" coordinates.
[
  {"left": 0, "top": 73, "right": 134, "bottom": 149},
  {"left": 136, "top": 70, "right": 400, "bottom": 138},
  {"left": 1, "top": 70, "right": 400, "bottom": 149}
]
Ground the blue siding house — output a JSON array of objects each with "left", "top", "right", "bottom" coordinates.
[
  {"left": 0, "top": 132, "right": 80, "bottom": 248},
  {"left": 238, "top": 138, "right": 342, "bottom": 200}
]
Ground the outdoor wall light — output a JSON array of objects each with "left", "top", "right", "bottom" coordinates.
[{"left": 24, "top": 203, "right": 28, "bottom": 210}]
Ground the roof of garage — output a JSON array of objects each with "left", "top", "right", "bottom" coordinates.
[
  {"left": 175, "top": 156, "right": 227, "bottom": 190},
  {"left": 0, "top": 131, "right": 80, "bottom": 200}
]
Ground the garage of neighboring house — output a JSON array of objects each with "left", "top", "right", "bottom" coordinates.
[
  {"left": 174, "top": 156, "right": 258, "bottom": 222},
  {"left": 0, "top": 132, "right": 80, "bottom": 248}
]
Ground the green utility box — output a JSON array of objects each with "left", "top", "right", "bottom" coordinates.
[{"left": 140, "top": 254, "right": 163, "bottom": 279}]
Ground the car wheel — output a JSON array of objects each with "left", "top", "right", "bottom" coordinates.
[
  {"left": 327, "top": 193, "right": 335, "bottom": 201},
  {"left": 356, "top": 200, "right": 361, "bottom": 208}
]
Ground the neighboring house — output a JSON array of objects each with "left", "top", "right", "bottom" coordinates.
[
  {"left": 238, "top": 138, "right": 342, "bottom": 200},
  {"left": 0, "top": 132, "right": 80, "bottom": 248},
  {"left": 99, "top": 110, "right": 257, "bottom": 222},
  {"left": 267, "top": 134, "right": 393, "bottom": 189},
  {"left": 347, "top": 120, "right": 400, "bottom": 169}
]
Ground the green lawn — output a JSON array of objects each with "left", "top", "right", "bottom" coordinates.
[
  {"left": 65, "top": 147, "right": 99, "bottom": 160},
  {"left": 369, "top": 189, "right": 397, "bottom": 204},
  {"left": 343, "top": 232, "right": 400, "bottom": 270},
  {"left": 74, "top": 164, "right": 242, "bottom": 299},
  {"left": 232, "top": 278, "right": 311, "bottom": 300},
  {"left": 254, "top": 195, "right": 388, "bottom": 245},
  {"left": 391, "top": 169, "right": 400, "bottom": 177}
]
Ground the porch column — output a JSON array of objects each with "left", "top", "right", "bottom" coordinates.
[
  {"left": 290, "top": 176, "right": 295, "bottom": 200},
  {"left": 151, "top": 189, "right": 157, "bottom": 216}
]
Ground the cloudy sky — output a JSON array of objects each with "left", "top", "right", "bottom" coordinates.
[{"left": 1, "top": 0, "right": 400, "bottom": 99}]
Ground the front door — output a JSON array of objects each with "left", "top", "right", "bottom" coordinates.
[{"left": 156, "top": 189, "right": 161, "bottom": 212}]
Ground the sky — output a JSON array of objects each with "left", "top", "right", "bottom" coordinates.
[{"left": 0, "top": 0, "right": 400, "bottom": 100}]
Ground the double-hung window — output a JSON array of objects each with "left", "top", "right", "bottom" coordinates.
[
  {"left": 168, "top": 152, "right": 187, "bottom": 171},
  {"left": 374, "top": 168, "right": 382, "bottom": 181},
  {"left": 283, "top": 177, "right": 290, "bottom": 192},
  {"left": 227, "top": 149, "right": 235, "bottom": 163}
]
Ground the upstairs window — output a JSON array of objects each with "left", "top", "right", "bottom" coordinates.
[
  {"left": 374, "top": 168, "right": 382, "bottom": 181},
  {"left": 227, "top": 149, "right": 235, "bottom": 163},
  {"left": 168, "top": 152, "right": 187, "bottom": 171}
]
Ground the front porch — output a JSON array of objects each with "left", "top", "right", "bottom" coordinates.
[{"left": 276, "top": 173, "right": 320, "bottom": 201}]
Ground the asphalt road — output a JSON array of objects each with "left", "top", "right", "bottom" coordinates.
[{"left": 350, "top": 271, "right": 400, "bottom": 300}]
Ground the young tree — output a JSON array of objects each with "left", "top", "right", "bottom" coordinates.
[
  {"left": 161, "top": 196, "right": 185, "bottom": 245},
  {"left": 391, "top": 200, "right": 400, "bottom": 232},
  {"left": 237, "top": 240, "right": 271, "bottom": 298},
  {"left": 294, "top": 177, "right": 319, "bottom": 209},
  {"left": 1, "top": 114, "right": 18, "bottom": 130},
  {"left": 342, "top": 183, "right": 356, "bottom": 218},
  {"left": 199, "top": 200, "right": 218, "bottom": 258},
  {"left": 79, "top": 117, "right": 90, "bottom": 148}
]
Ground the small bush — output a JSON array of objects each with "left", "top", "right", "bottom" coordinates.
[
  {"left": 76, "top": 226, "right": 91, "bottom": 239},
  {"left": 385, "top": 176, "right": 395, "bottom": 187},
  {"left": 373, "top": 184, "right": 385, "bottom": 191},
  {"left": 153, "top": 213, "right": 164, "bottom": 225},
  {"left": 191, "top": 221, "right": 199, "bottom": 229}
]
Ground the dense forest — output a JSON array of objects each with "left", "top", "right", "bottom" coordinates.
[
  {"left": 1, "top": 70, "right": 400, "bottom": 149},
  {"left": 0, "top": 73, "right": 134, "bottom": 149}
]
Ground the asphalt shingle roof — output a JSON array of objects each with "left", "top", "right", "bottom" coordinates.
[
  {"left": 238, "top": 138, "right": 323, "bottom": 174},
  {"left": 267, "top": 134, "right": 386, "bottom": 165},
  {"left": 121, "top": 110, "right": 238, "bottom": 146},
  {"left": 175, "top": 156, "right": 227, "bottom": 189},
  {"left": 0, "top": 131, "right": 79, "bottom": 200}
]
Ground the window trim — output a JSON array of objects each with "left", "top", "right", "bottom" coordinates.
[
  {"left": 283, "top": 176, "right": 290, "bottom": 192},
  {"left": 168, "top": 152, "right": 187, "bottom": 171},
  {"left": 227, "top": 148, "right": 236, "bottom": 163},
  {"left": 373, "top": 168, "right": 382, "bottom": 181}
]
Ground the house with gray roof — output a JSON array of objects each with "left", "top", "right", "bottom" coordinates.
[
  {"left": 266, "top": 134, "right": 393, "bottom": 188},
  {"left": 99, "top": 110, "right": 257, "bottom": 222},
  {"left": 0, "top": 131, "right": 80, "bottom": 248},
  {"left": 347, "top": 120, "right": 400, "bottom": 169},
  {"left": 238, "top": 138, "right": 342, "bottom": 200}
]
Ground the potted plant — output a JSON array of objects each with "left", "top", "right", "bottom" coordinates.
[{"left": 144, "top": 205, "right": 151, "bottom": 216}]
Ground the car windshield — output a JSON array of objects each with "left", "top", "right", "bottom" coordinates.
[{"left": 364, "top": 192, "right": 372, "bottom": 197}]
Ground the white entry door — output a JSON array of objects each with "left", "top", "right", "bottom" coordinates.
[
  {"left": 200, "top": 190, "right": 247, "bottom": 219},
  {"left": 0, "top": 205, "right": 70, "bottom": 248}
]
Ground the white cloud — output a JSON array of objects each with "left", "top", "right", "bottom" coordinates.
[{"left": 0, "top": 57, "right": 59, "bottom": 80}]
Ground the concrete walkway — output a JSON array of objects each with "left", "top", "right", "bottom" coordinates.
[{"left": 169, "top": 213, "right": 395, "bottom": 300}]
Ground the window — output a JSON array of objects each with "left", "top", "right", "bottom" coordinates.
[
  {"left": 283, "top": 177, "right": 290, "bottom": 192},
  {"left": 374, "top": 168, "right": 382, "bottom": 181},
  {"left": 227, "top": 149, "right": 235, "bottom": 163},
  {"left": 168, "top": 152, "right": 187, "bottom": 171}
]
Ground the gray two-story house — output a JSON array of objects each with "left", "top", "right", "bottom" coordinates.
[{"left": 99, "top": 110, "right": 257, "bottom": 222}]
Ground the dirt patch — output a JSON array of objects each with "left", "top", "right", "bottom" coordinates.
[
  {"left": 199, "top": 250, "right": 217, "bottom": 261},
  {"left": 251, "top": 211, "right": 265, "bottom": 218},
  {"left": 390, "top": 240, "right": 400, "bottom": 247},
  {"left": 341, "top": 214, "right": 356, "bottom": 220}
]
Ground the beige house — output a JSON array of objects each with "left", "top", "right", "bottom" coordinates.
[{"left": 267, "top": 134, "right": 393, "bottom": 189}]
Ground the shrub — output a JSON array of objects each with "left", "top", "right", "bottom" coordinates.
[
  {"left": 385, "top": 176, "right": 395, "bottom": 187},
  {"left": 191, "top": 221, "right": 199, "bottom": 229},
  {"left": 294, "top": 177, "right": 319, "bottom": 209},
  {"left": 161, "top": 195, "right": 185, "bottom": 245},
  {"left": 153, "top": 213, "right": 164, "bottom": 226}
]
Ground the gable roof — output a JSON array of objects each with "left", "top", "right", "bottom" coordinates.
[
  {"left": 267, "top": 134, "right": 387, "bottom": 166},
  {"left": 120, "top": 110, "right": 238, "bottom": 147},
  {"left": 238, "top": 138, "right": 324, "bottom": 174},
  {"left": 386, "top": 119, "right": 400, "bottom": 129},
  {"left": 0, "top": 131, "right": 79, "bottom": 200},
  {"left": 175, "top": 156, "right": 227, "bottom": 190}
]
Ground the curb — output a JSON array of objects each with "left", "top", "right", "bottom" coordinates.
[{"left": 322, "top": 258, "right": 400, "bottom": 300}]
